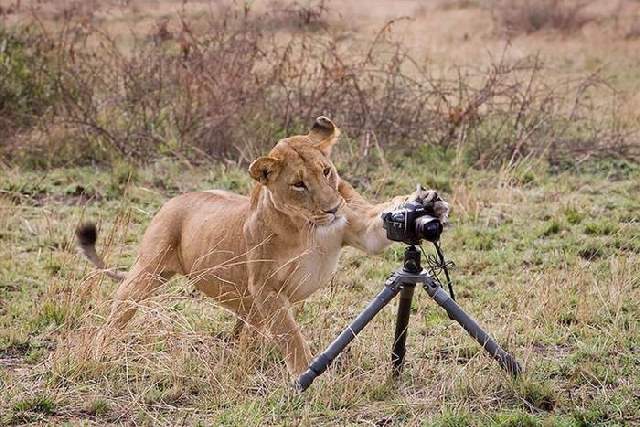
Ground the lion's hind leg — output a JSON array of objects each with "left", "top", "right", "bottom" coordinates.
[
  {"left": 106, "top": 263, "right": 174, "bottom": 329},
  {"left": 94, "top": 246, "right": 180, "bottom": 355}
]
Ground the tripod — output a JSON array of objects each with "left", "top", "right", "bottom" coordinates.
[{"left": 296, "top": 245, "right": 522, "bottom": 392}]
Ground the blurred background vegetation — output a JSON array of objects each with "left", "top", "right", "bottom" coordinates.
[{"left": 1, "top": 0, "right": 638, "bottom": 170}]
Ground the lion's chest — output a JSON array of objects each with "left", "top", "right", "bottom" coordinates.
[{"left": 280, "top": 220, "right": 346, "bottom": 302}]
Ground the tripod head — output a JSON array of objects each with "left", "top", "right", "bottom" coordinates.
[
  {"left": 399, "top": 241, "right": 456, "bottom": 302},
  {"left": 402, "top": 245, "right": 422, "bottom": 274}
]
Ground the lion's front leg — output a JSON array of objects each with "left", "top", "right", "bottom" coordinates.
[
  {"left": 339, "top": 180, "right": 449, "bottom": 254},
  {"left": 248, "top": 279, "right": 312, "bottom": 376},
  {"left": 339, "top": 180, "right": 410, "bottom": 254}
]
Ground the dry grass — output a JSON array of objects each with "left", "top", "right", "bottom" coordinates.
[{"left": 1, "top": 157, "right": 639, "bottom": 424}]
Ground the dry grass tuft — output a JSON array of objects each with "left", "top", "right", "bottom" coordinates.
[{"left": 492, "top": 0, "right": 595, "bottom": 35}]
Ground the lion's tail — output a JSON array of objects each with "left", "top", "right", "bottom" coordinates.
[{"left": 76, "top": 223, "right": 126, "bottom": 282}]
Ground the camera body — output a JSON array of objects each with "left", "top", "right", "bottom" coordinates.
[{"left": 382, "top": 200, "right": 443, "bottom": 245}]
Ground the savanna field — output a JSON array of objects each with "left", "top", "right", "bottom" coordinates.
[{"left": 1, "top": 1, "right": 639, "bottom": 425}]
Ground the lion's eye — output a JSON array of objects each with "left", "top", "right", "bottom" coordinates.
[
  {"left": 323, "top": 167, "right": 331, "bottom": 177},
  {"left": 292, "top": 181, "right": 307, "bottom": 190}
]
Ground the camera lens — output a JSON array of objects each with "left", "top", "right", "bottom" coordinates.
[{"left": 415, "top": 216, "right": 443, "bottom": 243}]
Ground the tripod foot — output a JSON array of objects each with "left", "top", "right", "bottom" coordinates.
[{"left": 498, "top": 352, "right": 523, "bottom": 377}]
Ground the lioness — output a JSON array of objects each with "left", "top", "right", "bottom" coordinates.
[{"left": 77, "top": 117, "right": 449, "bottom": 376}]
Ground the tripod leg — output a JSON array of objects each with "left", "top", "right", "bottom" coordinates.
[
  {"left": 295, "top": 282, "right": 402, "bottom": 392},
  {"left": 392, "top": 285, "right": 415, "bottom": 375},
  {"left": 424, "top": 280, "right": 522, "bottom": 376}
]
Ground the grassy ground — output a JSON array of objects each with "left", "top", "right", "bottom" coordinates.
[{"left": 1, "top": 151, "right": 639, "bottom": 425}]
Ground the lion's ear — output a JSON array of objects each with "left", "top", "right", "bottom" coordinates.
[
  {"left": 249, "top": 156, "right": 280, "bottom": 184},
  {"left": 309, "top": 116, "right": 340, "bottom": 157}
]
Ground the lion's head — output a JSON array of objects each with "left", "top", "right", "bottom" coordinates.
[{"left": 249, "top": 116, "right": 344, "bottom": 226}]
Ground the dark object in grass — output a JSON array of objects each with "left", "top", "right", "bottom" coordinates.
[
  {"left": 578, "top": 246, "right": 602, "bottom": 260},
  {"left": 75, "top": 223, "right": 127, "bottom": 281}
]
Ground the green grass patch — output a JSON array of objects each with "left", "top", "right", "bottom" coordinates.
[
  {"left": 584, "top": 221, "right": 617, "bottom": 236},
  {"left": 12, "top": 394, "right": 56, "bottom": 414}
]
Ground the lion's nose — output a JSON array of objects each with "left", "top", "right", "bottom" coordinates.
[{"left": 323, "top": 205, "right": 340, "bottom": 215}]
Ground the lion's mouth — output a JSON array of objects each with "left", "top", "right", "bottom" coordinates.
[
  {"left": 302, "top": 201, "right": 346, "bottom": 227},
  {"left": 313, "top": 213, "right": 345, "bottom": 227},
  {"left": 314, "top": 201, "right": 346, "bottom": 226}
]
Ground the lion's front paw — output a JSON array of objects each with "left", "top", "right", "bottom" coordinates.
[{"left": 413, "top": 186, "right": 449, "bottom": 224}]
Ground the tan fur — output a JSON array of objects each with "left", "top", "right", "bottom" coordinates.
[{"left": 79, "top": 117, "right": 448, "bottom": 376}]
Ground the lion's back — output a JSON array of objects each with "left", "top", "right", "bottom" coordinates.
[{"left": 142, "top": 190, "right": 250, "bottom": 271}]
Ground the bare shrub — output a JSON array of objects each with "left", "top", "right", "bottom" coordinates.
[
  {"left": 436, "top": 54, "right": 639, "bottom": 168},
  {"left": 1, "top": 3, "right": 637, "bottom": 169},
  {"left": 0, "top": 28, "right": 58, "bottom": 138},
  {"left": 625, "top": 19, "right": 640, "bottom": 40},
  {"left": 491, "top": 0, "right": 595, "bottom": 35},
  {"left": 258, "top": 0, "right": 330, "bottom": 32}
]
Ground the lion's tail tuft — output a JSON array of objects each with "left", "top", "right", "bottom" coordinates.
[{"left": 76, "top": 222, "right": 126, "bottom": 282}]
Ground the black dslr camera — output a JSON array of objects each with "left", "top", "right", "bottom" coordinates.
[{"left": 382, "top": 200, "right": 443, "bottom": 245}]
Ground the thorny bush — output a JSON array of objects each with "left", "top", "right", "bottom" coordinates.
[{"left": 1, "top": 4, "right": 637, "bottom": 168}]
